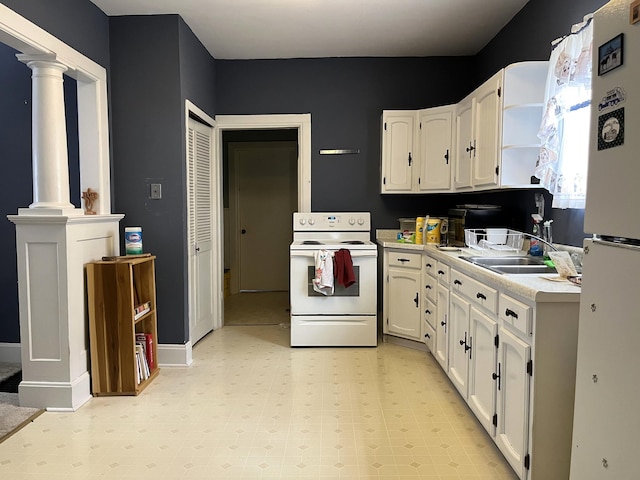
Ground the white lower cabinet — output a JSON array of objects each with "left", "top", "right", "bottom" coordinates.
[
  {"left": 468, "top": 307, "right": 498, "bottom": 435},
  {"left": 382, "top": 247, "right": 580, "bottom": 480},
  {"left": 384, "top": 250, "right": 422, "bottom": 341},
  {"left": 495, "top": 326, "right": 531, "bottom": 479},
  {"left": 434, "top": 283, "right": 449, "bottom": 370},
  {"left": 448, "top": 292, "right": 470, "bottom": 397},
  {"left": 440, "top": 267, "right": 578, "bottom": 480}
]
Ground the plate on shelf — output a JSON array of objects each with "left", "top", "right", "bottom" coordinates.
[{"left": 437, "top": 246, "right": 461, "bottom": 252}]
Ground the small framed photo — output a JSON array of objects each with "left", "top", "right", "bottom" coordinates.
[
  {"left": 598, "top": 33, "right": 624, "bottom": 76},
  {"left": 631, "top": 0, "right": 640, "bottom": 24}
]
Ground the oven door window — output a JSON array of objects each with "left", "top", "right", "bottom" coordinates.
[{"left": 307, "top": 266, "right": 360, "bottom": 296}]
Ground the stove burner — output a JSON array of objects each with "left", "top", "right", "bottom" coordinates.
[
  {"left": 341, "top": 240, "right": 365, "bottom": 245},
  {"left": 302, "top": 240, "right": 323, "bottom": 245}
]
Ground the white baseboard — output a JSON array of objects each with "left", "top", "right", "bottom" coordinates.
[
  {"left": 0, "top": 342, "right": 21, "bottom": 364},
  {"left": 157, "top": 342, "right": 193, "bottom": 367}
]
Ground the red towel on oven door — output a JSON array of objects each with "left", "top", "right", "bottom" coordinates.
[{"left": 334, "top": 249, "right": 356, "bottom": 288}]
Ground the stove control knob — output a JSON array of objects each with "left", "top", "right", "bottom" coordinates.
[
  {"left": 299, "top": 218, "right": 306, "bottom": 225},
  {"left": 308, "top": 218, "right": 315, "bottom": 225},
  {"left": 357, "top": 218, "right": 365, "bottom": 225},
  {"left": 349, "top": 218, "right": 356, "bottom": 225}
]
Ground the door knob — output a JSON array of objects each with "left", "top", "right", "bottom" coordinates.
[{"left": 241, "top": 229, "right": 247, "bottom": 234}]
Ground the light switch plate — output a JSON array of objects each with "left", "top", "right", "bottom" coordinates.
[{"left": 150, "top": 183, "right": 162, "bottom": 199}]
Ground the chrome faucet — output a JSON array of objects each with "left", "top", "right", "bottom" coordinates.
[{"left": 522, "top": 232, "right": 559, "bottom": 253}]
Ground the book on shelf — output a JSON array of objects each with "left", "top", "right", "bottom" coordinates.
[
  {"left": 135, "top": 332, "right": 154, "bottom": 370},
  {"left": 135, "top": 344, "right": 150, "bottom": 382},
  {"left": 133, "top": 301, "right": 151, "bottom": 320}
]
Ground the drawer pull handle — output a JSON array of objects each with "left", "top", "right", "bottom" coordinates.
[
  {"left": 398, "top": 258, "right": 410, "bottom": 263},
  {"left": 438, "top": 270, "right": 445, "bottom": 275},
  {"left": 454, "top": 279, "right": 462, "bottom": 286},
  {"left": 425, "top": 285, "right": 432, "bottom": 290},
  {"left": 476, "top": 292, "right": 486, "bottom": 300},
  {"left": 425, "top": 309, "right": 432, "bottom": 315},
  {"left": 424, "top": 333, "right": 431, "bottom": 339},
  {"left": 426, "top": 263, "right": 432, "bottom": 268},
  {"left": 505, "top": 308, "right": 518, "bottom": 319}
]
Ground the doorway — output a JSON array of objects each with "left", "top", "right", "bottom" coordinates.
[
  {"left": 216, "top": 114, "right": 311, "bottom": 327},
  {"left": 223, "top": 132, "right": 297, "bottom": 326}
]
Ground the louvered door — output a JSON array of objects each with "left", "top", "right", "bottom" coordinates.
[{"left": 187, "top": 117, "right": 214, "bottom": 344}]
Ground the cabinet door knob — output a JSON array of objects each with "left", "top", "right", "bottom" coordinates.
[
  {"left": 454, "top": 279, "right": 462, "bottom": 286},
  {"left": 493, "top": 363, "right": 502, "bottom": 390},
  {"left": 408, "top": 152, "right": 412, "bottom": 166},
  {"left": 438, "top": 270, "right": 445, "bottom": 275},
  {"left": 476, "top": 292, "right": 486, "bottom": 300}
]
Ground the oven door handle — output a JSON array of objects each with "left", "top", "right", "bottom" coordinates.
[{"left": 290, "top": 250, "right": 377, "bottom": 258}]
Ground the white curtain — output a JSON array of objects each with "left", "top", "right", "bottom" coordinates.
[{"left": 535, "top": 16, "right": 593, "bottom": 209}]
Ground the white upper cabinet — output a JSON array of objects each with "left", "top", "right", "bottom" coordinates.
[
  {"left": 454, "top": 95, "right": 474, "bottom": 189},
  {"left": 381, "top": 61, "right": 547, "bottom": 194},
  {"left": 381, "top": 111, "right": 415, "bottom": 192},
  {"left": 472, "top": 71, "right": 503, "bottom": 188},
  {"left": 455, "top": 69, "right": 503, "bottom": 190},
  {"left": 417, "top": 106, "right": 454, "bottom": 192}
]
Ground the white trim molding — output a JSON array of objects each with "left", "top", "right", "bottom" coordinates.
[
  {"left": 157, "top": 342, "right": 193, "bottom": 367},
  {"left": 215, "top": 114, "right": 311, "bottom": 212}
]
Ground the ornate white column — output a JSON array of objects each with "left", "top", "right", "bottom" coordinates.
[{"left": 16, "top": 54, "right": 76, "bottom": 213}]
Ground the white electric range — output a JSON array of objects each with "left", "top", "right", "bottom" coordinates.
[{"left": 289, "top": 212, "right": 378, "bottom": 347}]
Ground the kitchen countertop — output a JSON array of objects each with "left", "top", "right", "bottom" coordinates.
[{"left": 376, "top": 229, "right": 581, "bottom": 303}]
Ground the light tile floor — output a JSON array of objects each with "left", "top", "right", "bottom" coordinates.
[{"left": 0, "top": 300, "right": 518, "bottom": 479}]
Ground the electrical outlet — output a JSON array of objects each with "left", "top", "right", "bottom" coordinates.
[{"left": 150, "top": 183, "right": 162, "bottom": 199}]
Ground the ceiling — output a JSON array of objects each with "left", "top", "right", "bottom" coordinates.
[{"left": 89, "top": 0, "right": 530, "bottom": 60}]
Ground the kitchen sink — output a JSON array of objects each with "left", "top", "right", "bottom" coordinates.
[
  {"left": 489, "top": 265, "right": 557, "bottom": 274},
  {"left": 460, "top": 255, "right": 557, "bottom": 275},
  {"left": 462, "top": 256, "right": 548, "bottom": 266}
]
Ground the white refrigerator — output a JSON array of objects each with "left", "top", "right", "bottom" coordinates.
[{"left": 570, "top": 1, "right": 640, "bottom": 479}]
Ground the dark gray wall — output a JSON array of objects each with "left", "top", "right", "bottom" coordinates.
[
  {"left": 1, "top": 0, "right": 110, "bottom": 68},
  {"left": 110, "top": 15, "right": 217, "bottom": 344},
  {"left": 215, "top": 56, "right": 478, "bottom": 234},
  {"left": 109, "top": 15, "right": 186, "bottom": 343},
  {"left": 0, "top": 0, "right": 104, "bottom": 344}
]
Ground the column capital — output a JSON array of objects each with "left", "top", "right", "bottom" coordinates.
[{"left": 16, "top": 53, "right": 68, "bottom": 72}]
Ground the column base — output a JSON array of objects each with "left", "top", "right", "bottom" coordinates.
[
  {"left": 19, "top": 372, "right": 92, "bottom": 412},
  {"left": 20, "top": 206, "right": 83, "bottom": 216}
]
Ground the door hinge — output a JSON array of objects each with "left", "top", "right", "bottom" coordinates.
[
  {"left": 494, "top": 334, "right": 499, "bottom": 348},
  {"left": 492, "top": 413, "right": 498, "bottom": 427},
  {"left": 527, "top": 359, "right": 533, "bottom": 376},
  {"left": 497, "top": 87, "right": 501, "bottom": 97},
  {"left": 524, "top": 453, "right": 530, "bottom": 470}
]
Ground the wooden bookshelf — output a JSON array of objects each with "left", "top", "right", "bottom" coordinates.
[{"left": 86, "top": 255, "right": 160, "bottom": 396}]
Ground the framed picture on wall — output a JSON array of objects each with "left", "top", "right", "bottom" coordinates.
[
  {"left": 631, "top": 0, "right": 640, "bottom": 24},
  {"left": 598, "top": 33, "right": 624, "bottom": 76}
]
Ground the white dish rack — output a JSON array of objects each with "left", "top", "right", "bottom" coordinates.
[{"left": 465, "top": 229, "right": 525, "bottom": 255}]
